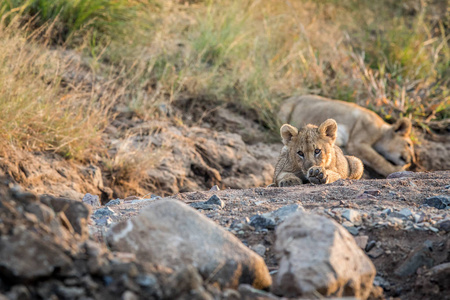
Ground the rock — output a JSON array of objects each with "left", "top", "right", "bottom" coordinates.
[
  {"left": 381, "top": 208, "right": 392, "bottom": 216},
  {"left": 373, "top": 276, "right": 390, "bottom": 289},
  {"left": 210, "top": 185, "right": 220, "bottom": 191},
  {"left": 204, "top": 195, "right": 225, "bottom": 208},
  {"left": 82, "top": 193, "right": 101, "bottom": 207},
  {"left": 424, "top": 195, "right": 450, "bottom": 210},
  {"left": 367, "top": 247, "right": 384, "bottom": 259},
  {"left": 238, "top": 284, "right": 280, "bottom": 300},
  {"left": 250, "top": 204, "right": 303, "bottom": 229},
  {"left": 395, "top": 208, "right": 412, "bottom": 219},
  {"left": 106, "top": 199, "right": 272, "bottom": 290},
  {"left": 0, "top": 230, "right": 73, "bottom": 280},
  {"left": 190, "top": 195, "right": 225, "bottom": 210},
  {"left": 95, "top": 217, "right": 113, "bottom": 226},
  {"left": 436, "top": 220, "right": 450, "bottom": 232},
  {"left": 363, "top": 190, "right": 381, "bottom": 196},
  {"left": 106, "top": 199, "right": 121, "bottom": 206},
  {"left": 429, "top": 262, "right": 450, "bottom": 291},
  {"left": 93, "top": 207, "right": 117, "bottom": 218},
  {"left": 354, "top": 236, "right": 369, "bottom": 250},
  {"left": 40, "top": 195, "right": 91, "bottom": 238},
  {"left": 365, "top": 241, "right": 376, "bottom": 252},
  {"left": 342, "top": 209, "right": 361, "bottom": 223},
  {"left": 394, "top": 240, "right": 434, "bottom": 276},
  {"left": 273, "top": 212, "right": 375, "bottom": 299},
  {"left": 387, "top": 171, "right": 416, "bottom": 179},
  {"left": 251, "top": 244, "right": 266, "bottom": 257}
]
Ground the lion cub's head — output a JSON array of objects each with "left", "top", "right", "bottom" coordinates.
[
  {"left": 374, "top": 118, "right": 415, "bottom": 168},
  {"left": 281, "top": 119, "right": 337, "bottom": 174}
]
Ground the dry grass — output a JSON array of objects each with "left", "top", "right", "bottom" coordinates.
[
  {"left": 118, "top": 0, "right": 448, "bottom": 132},
  {"left": 0, "top": 0, "right": 448, "bottom": 195}
]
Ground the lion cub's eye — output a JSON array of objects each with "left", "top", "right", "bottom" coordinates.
[
  {"left": 297, "top": 151, "right": 304, "bottom": 158},
  {"left": 314, "top": 149, "right": 321, "bottom": 155}
]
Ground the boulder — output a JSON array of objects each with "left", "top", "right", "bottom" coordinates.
[
  {"left": 273, "top": 212, "right": 375, "bottom": 299},
  {"left": 106, "top": 199, "right": 272, "bottom": 289}
]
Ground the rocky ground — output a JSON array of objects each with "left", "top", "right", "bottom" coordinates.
[{"left": 85, "top": 170, "right": 450, "bottom": 300}]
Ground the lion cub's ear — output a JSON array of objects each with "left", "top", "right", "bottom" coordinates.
[
  {"left": 318, "top": 119, "right": 337, "bottom": 142},
  {"left": 392, "top": 118, "right": 411, "bottom": 137},
  {"left": 280, "top": 124, "right": 298, "bottom": 145}
]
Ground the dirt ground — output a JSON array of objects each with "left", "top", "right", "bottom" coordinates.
[{"left": 90, "top": 170, "right": 450, "bottom": 300}]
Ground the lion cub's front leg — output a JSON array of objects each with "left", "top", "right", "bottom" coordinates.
[
  {"left": 307, "top": 166, "right": 341, "bottom": 184},
  {"left": 277, "top": 172, "right": 303, "bottom": 187}
]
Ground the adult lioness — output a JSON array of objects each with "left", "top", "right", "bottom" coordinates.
[
  {"left": 278, "top": 95, "right": 415, "bottom": 177},
  {"left": 274, "top": 119, "right": 364, "bottom": 187}
]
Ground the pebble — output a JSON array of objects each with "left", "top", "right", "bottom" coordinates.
[
  {"left": 381, "top": 208, "right": 392, "bottom": 216},
  {"left": 424, "top": 195, "right": 450, "bottom": 210},
  {"left": 342, "top": 209, "right": 361, "bottom": 223},
  {"left": 250, "top": 244, "right": 266, "bottom": 257},
  {"left": 367, "top": 247, "right": 384, "bottom": 259},
  {"left": 354, "top": 235, "right": 369, "bottom": 250},
  {"left": 249, "top": 204, "right": 303, "bottom": 230},
  {"left": 210, "top": 185, "right": 220, "bottom": 191},
  {"left": 106, "top": 199, "right": 121, "bottom": 206},
  {"left": 82, "top": 193, "right": 100, "bottom": 207},
  {"left": 95, "top": 217, "right": 113, "bottom": 226},
  {"left": 93, "top": 207, "right": 116, "bottom": 218},
  {"left": 190, "top": 195, "right": 224, "bottom": 210},
  {"left": 365, "top": 240, "right": 376, "bottom": 252}
]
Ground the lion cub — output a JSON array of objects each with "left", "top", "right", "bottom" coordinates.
[{"left": 274, "top": 119, "right": 363, "bottom": 187}]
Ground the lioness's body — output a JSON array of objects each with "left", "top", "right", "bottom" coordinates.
[
  {"left": 274, "top": 119, "right": 364, "bottom": 187},
  {"left": 278, "top": 95, "right": 415, "bottom": 177}
]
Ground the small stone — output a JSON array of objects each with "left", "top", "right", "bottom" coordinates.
[
  {"left": 381, "top": 208, "right": 392, "bottom": 216},
  {"left": 136, "top": 274, "right": 158, "bottom": 287},
  {"left": 398, "top": 208, "right": 412, "bottom": 218},
  {"left": 204, "top": 195, "right": 225, "bottom": 208},
  {"left": 95, "top": 217, "right": 112, "bottom": 226},
  {"left": 250, "top": 215, "right": 277, "bottom": 229},
  {"left": 363, "top": 190, "right": 381, "bottom": 196},
  {"left": 250, "top": 205, "right": 303, "bottom": 230},
  {"left": 365, "top": 240, "right": 376, "bottom": 252},
  {"left": 342, "top": 221, "right": 354, "bottom": 227},
  {"left": 367, "top": 247, "right": 384, "bottom": 259},
  {"left": 190, "top": 195, "right": 224, "bottom": 211},
  {"left": 373, "top": 276, "right": 390, "bottom": 289},
  {"left": 93, "top": 207, "right": 116, "bottom": 218},
  {"left": 251, "top": 244, "right": 266, "bottom": 257},
  {"left": 354, "top": 236, "right": 369, "bottom": 250},
  {"left": 387, "top": 171, "right": 416, "bottom": 179},
  {"left": 394, "top": 240, "right": 434, "bottom": 276},
  {"left": 82, "top": 193, "right": 100, "bottom": 207},
  {"left": 238, "top": 284, "right": 279, "bottom": 300},
  {"left": 342, "top": 209, "right": 361, "bottom": 223},
  {"left": 122, "top": 290, "right": 138, "bottom": 300},
  {"left": 210, "top": 185, "right": 220, "bottom": 191},
  {"left": 387, "top": 217, "right": 403, "bottom": 226},
  {"left": 436, "top": 220, "right": 450, "bottom": 232},
  {"left": 424, "top": 195, "right": 450, "bottom": 210},
  {"left": 413, "top": 213, "right": 424, "bottom": 223},
  {"left": 106, "top": 199, "right": 121, "bottom": 206},
  {"left": 345, "top": 226, "right": 359, "bottom": 236}
]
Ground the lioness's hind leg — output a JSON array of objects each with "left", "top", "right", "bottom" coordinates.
[{"left": 346, "top": 155, "right": 364, "bottom": 180}]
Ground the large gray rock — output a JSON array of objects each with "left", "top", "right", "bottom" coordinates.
[
  {"left": 106, "top": 199, "right": 272, "bottom": 290},
  {"left": 273, "top": 212, "right": 375, "bottom": 299}
]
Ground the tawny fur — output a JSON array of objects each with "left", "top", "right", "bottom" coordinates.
[
  {"left": 274, "top": 119, "right": 364, "bottom": 187},
  {"left": 278, "top": 95, "right": 415, "bottom": 177}
]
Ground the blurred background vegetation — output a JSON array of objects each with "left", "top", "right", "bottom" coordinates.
[{"left": 0, "top": 0, "right": 448, "bottom": 161}]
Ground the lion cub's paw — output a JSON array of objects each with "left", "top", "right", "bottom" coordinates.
[
  {"left": 307, "top": 166, "right": 328, "bottom": 184},
  {"left": 279, "top": 177, "right": 302, "bottom": 187}
]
